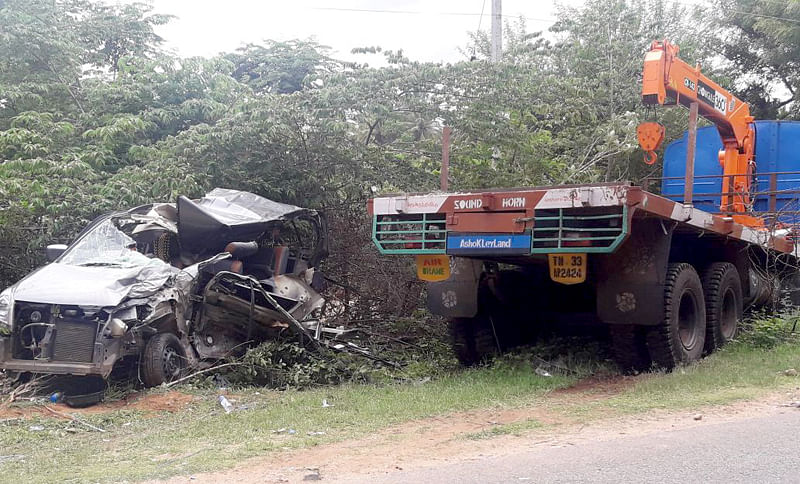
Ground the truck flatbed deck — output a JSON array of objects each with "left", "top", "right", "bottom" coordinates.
[{"left": 368, "top": 184, "right": 794, "bottom": 257}]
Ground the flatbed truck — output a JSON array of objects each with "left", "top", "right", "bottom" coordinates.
[{"left": 367, "top": 41, "right": 800, "bottom": 370}]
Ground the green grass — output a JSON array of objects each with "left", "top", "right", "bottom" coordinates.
[
  {"left": 550, "top": 342, "right": 800, "bottom": 422},
  {"left": 0, "top": 362, "right": 575, "bottom": 483},
  {"left": 602, "top": 342, "right": 800, "bottom": 413},
  {"left": 463, "top": 418, "right": 545, "bottom": 440},
  {"left": 2, "top": 341, "right": 799, "bottom": 483}
]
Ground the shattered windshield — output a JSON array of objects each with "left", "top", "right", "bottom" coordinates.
[{"left": 59, "top": 218, "right": 157, "bottom": 268}]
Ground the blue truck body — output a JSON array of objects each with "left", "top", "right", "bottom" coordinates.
[{"left": 662, "top": 121, "right": 800, "bottom": 221}]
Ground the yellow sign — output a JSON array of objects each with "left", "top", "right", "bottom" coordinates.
[
  {"left": 548, "top": 253, "right": 587, "bottom": 285},
  {"left": 416, "top": 255, "right": 451, "bottom": 282}
]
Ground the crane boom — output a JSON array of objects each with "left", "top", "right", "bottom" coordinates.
[{"left": 640, "top": 40, "right": 757, "bottom": 223}]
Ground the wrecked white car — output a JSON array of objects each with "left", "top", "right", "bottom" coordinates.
[{"left": 0, "top": 189, "right": 327, "bottom": 387}]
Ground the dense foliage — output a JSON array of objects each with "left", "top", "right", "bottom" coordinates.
[
  {"left": 713, "top": 0, "right": 800, "bottom": 119},
  {"left": 0, "top": 0, "right": 791, "bottom": 316}
]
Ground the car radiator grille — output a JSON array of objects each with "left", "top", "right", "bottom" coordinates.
[{"left": 52, "top": 320, "right": 97, "bottom": 363}]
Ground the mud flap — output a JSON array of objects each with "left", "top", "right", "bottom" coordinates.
[
  {"left": 596, "top": 217, "right": 673, "bottom": 326},
  {"left": 426, "top": 257, "right": 483, "bottom": 318}
]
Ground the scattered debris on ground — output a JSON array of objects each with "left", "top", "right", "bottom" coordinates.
[
  {"left": 0, "top": 312, "right": 450, "bottom": 413},
  {"left": 0, "top": 387, "right": 196, "bottom": 420},
  {"left": 0, "top": 319, "right": 610, "bottom": 419}
]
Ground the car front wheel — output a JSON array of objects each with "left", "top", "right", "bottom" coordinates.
[{"left": 141, "top": 333, "right": 186, "bottom": 387}]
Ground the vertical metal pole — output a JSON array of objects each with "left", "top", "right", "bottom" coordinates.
[
  {"left": 728, "top": 174, "right": 736, "bottom": 213},
  {"left": 491, "top": 0, "right": 502, "bottom": 63},
  {"left": 684, "top": 102, "right": 698, "bottom": 206},
  {"left": 441, "top": 126, "right": 451, "bottom": 191},
  {"left": 769, "top": 172, "right": 778, "bottom": 217}
]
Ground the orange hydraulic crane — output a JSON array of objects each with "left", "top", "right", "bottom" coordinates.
[{"left": 638, "top": 40, "right": 759, "bottom": 226}]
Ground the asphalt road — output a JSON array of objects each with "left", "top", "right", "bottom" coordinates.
[{"left": 358, "top": 409, "right": 800, "bottom": 484}]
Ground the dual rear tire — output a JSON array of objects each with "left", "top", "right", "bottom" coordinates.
[
  {"left": 702, "top": 262, "right": 742, "bottom": 352},
  {"left": 616, "top": 262, "right": 742, "bottom": 371},
  {"left": 447, "top": 262, "right": 744, "bottom": 372},
  {"left": 646, "top": 263, "right": 707, "bottom": 369}
]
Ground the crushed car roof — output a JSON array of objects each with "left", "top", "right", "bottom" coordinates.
[{"left": 178, "top": 189, "right": 317, "bottom": 254}]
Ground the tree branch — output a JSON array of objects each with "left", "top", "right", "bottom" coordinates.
[{"left": 46, "top": 61, "right": 86, "bottom": 115}]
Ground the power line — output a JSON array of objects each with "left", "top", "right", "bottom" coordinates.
[
  {"left": 477, "top": 0, "right": 488, "bottom": 32},
  {"left": 309, "top": 6, "right": 557, "bottom": 24},
  {"left": 671, "top": 0, "right": 800, "bottom": 25},
  {"left": 313, "top": 2, "right": 800, "bottom": 31},
  {"left": 727, "top": 9, "right": 800, "bottom": 24},
  {"left": 472, "top": 0, "right": 488, "bottom": 59}
]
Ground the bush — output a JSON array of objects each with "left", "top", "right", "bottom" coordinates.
[
  {"left": 227, "top": 339, "right": 372, "bottom": 389},
  {"left": 489, "top": 335, "right": 613, "bottom": 378},
  {"left": 225, "top": 315, "right": 458, "bottom": 389},
  {"left": 737, "top": 313, "right": 800, "bottom": 349}
]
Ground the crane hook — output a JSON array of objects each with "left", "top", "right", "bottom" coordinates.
[{"left": 637, "top": 122, "right": 666, "bottom": 166}]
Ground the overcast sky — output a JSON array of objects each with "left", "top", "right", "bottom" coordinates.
[{"left": 132, "top": 0, "right": 586, "bottom": 63}]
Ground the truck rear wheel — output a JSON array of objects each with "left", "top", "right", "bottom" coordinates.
[
  {"left": 474, "top": 316, "right": 500, "bottom": 359},
  {"left": 609, "top": 325, "right": 651, "bottom": 374},
  {"left": 448, "top": 318, "right": 478, "bottom": 366},
  {"left": 448, "top": 316, "right": 499, "bottom": 366},
  {"left": 647, "top": 263, "right": 706, "bottom": 369},
  {"left": 702, "top": 262, "right": 742, "bottom": 352}
]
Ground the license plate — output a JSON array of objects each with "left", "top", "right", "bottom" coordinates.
[
  {"left": 548, "top": 253, "right": 587, "bottom": 285},
  {"left": 446, "top": 234, "right": 531, "bottom": 255},
  {"left": 415, "top": 255, "right": 451, "bottom": 282}
]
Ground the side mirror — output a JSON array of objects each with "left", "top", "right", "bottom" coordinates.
[{"left": 45, "top": 244, "right": 68, "bottom": 262}]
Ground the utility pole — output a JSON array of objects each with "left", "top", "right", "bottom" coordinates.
[
  {"left": 491, "top": 0, "right": 502, "bottom": 63},
  {"left": 441, "top": 127, "right": 451, "bottom": 191}
]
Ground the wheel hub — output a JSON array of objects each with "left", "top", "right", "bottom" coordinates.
[
  {"left": 720, "top": 287, "right": 737, "bottom": 339},
  {"left": 677, "top": 291, "right": 700, "bottom": 350},
  {"left": 162, "top": 346, "right": 182, "bottom": 379}
]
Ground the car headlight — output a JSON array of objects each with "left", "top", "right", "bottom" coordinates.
[{"left": 0, "top": 289, "right": 12, "bottom": 335}]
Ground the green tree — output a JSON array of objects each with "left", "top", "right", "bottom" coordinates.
[
  {"left": 0, "top": 0, "right": 216, "bottom": 285},
  {"left": 0, "top": 0, "right": 714, "bottom": 311},
  {"left": 226, "top": 39, "right": 340, "bottom": 94},
  {"left": 79, "top": 2, "right": 173, "bottom": 75},
  {"left": 713, "top": 0, "right": 800, "bottom": 119}
]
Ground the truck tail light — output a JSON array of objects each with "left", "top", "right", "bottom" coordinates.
[
  {"left": 403, "top": 234, "right": 423, "bottom": 249},
  {"left": 562, "top": 232, "right": 592, "bottom": 247}
]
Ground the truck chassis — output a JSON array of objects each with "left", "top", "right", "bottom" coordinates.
[{"left": 368, "top": 183, "right": 797, "bottom": 370}]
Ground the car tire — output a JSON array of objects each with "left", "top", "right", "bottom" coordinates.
[
  {"left": 702, "top": 262, "right": 742, "bottom": 353},
  {"left": 647, "top": 263, "right": 707, "bottom": 369},
  {"left": 63, "top": 376, "right": 106, "bottom": 408},
  {"left": 142, "top": 333, "right": 187, "bottom": 387}
]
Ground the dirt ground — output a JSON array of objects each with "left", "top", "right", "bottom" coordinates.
[
  {"left": 0, "top": 390, "right": 196, "bottom": 420},
  {"left": 151, "top": 378, "right": 800, "bottom": 484}
]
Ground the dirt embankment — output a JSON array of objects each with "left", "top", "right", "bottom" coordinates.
[{"left": 153, "top": 378, "right": 799, "bottom": 484}]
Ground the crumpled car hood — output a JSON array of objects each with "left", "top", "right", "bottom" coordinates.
[
  {"left": 11, "top": 261, "right": 180, "bottom": 307},
  {"left": 177, "top": 188, "right": 315, "bottom": 254}
]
